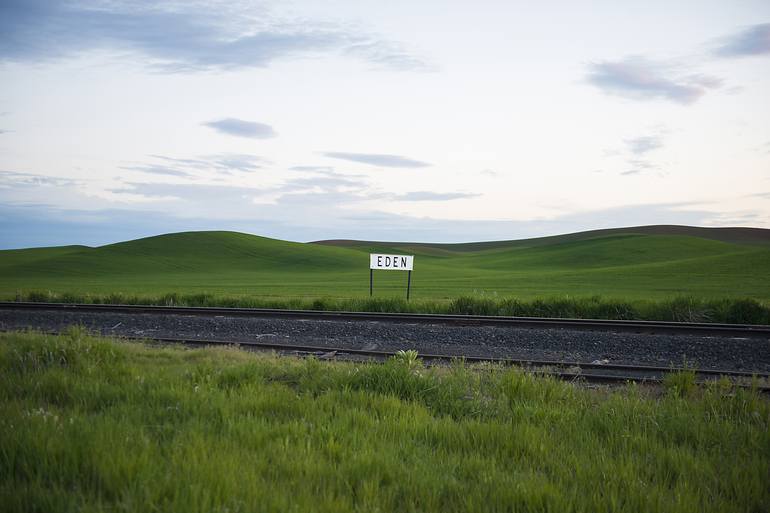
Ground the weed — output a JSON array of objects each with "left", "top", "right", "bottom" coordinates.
[
  {"left": 394, "top": 349, "right": 421, "bottom": 371},
  {"left": 664, "top": 367, "right": 698, "bottom": 398}
]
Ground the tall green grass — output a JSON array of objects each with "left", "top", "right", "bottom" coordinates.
[
  {"left": 1, "top": 331, "right": 768, "bottom": 512},
  {"left": 14, "top": 290, "right": 770, "bottom": 324}
]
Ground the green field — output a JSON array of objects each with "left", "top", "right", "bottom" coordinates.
[
  {"left": 1, "top": 225, "right": 769, "bottom": 300},
  {"left": 1, "top": 226, "right": 770, "bottom": 322},
  {"left": 1, "top": 330, "right": 768, "bottom": 512}
]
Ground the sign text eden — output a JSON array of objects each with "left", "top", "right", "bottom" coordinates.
[
  {"left": 370, "top": 254, "right": 414, "bottom": 271},
  {"left": 369, "top": 253, "right": 414, "bottom": 299}
]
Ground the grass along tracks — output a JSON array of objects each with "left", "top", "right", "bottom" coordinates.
[{"left": 9, "top": 292, "right": 770, "bottom": 325}]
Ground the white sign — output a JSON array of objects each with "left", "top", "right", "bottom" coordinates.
[{"left": 370, "top": 253, "right": 414, "bottom": 271}]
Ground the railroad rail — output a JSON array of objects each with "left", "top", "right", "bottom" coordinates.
[
  {"left": 2, "top": 301, "right": 770, "bottom": 338},
  {"left": 18, "top": 330, "right": 770, "bottom": 392}
]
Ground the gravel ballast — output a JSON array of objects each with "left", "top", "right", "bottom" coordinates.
[{"left": 1, "top": 308, "right": 769, "bottom": 372}]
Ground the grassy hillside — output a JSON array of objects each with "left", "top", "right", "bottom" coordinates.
[
  {"left": 315, "top": 224, "right": 770, "bottom": 253},
  {"left": 1, "top": 227, "right": 769, "bottom": 302},
  {"left": 1, "top": 330, "right": 768, "bottom": 512}
]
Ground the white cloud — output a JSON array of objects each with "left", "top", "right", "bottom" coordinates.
[{"left": 587, "top": 56, "right": 722, "bottom": 104}]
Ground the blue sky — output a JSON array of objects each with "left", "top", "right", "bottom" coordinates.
[{"left": 1, "top": 0, "right": 769, "bottom": 248}]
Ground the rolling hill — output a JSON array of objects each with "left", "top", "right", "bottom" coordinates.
[
  {"left": 314, "top": 224, "right": 770, "bottom": 253},
  {"left": 1, "top": 226, "right": 769, "bottom": 301}
]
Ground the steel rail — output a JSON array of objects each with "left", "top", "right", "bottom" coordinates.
[
  {"left": 4, "top": 327, "right": 767, "bottom": 390},
  {"left": 2, "top": 301, "right": 770, "bottom": 338},
  {"left": 109, "top": 334, "right": 770, "bottom": 391},
  {"left": 142, "top": 334, "right": 770, "bottom": 378}
]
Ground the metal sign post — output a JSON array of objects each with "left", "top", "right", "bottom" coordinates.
[
  {"left": 369, "top": 253, "right": 414, "bottom": 300},
  {"left": 407, "top": 269, "right": 411, "bottom": 300}
]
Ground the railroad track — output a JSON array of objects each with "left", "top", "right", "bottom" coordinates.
[
  {"left": 3, "top": 301, "right": 770, "bottom": 338},
  {"left": 3, "top": 301, "right": 769, "bottom": 390}
]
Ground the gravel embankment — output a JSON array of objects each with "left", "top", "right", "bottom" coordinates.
[{"left": 2, "top": 309, "right": 769, "bottom": 372}]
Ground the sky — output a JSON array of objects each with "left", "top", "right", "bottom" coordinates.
[{"left": 1, "top": 0, "right": 769, "bottom": 249}]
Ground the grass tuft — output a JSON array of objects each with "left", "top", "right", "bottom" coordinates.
[
  {"left": 664, "top": 368, "right": 698, "bottom": 398},
  {"left": 394, "top": 349, "right": 421, "bottom": 371}
]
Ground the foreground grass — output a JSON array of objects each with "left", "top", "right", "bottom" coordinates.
[
  {"left": 1, "top": 331, "right": 768, "bottom": 512},
  {"left": 14, "top": 290, "right": 770, "bottom": 324}
]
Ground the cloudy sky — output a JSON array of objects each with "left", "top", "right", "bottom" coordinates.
[{"left": 1, "top": 0, "right": 769, "bottom": 248}]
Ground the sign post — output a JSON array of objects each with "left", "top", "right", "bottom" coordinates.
[
  {"left": 407, "top": 268, "right": 411, "bottom": 300},
  {"left": 369, "top": 254, "right": 414, "bottom": 300}
]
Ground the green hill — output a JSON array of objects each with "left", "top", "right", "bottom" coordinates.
[
  {"left": 3, "top": 231, "right": 364, "bottom": 277},
  {"left": 1, "top": 227, "right": 769, "bottom": 301},
  {"left": 314, "top": 224, "right": 770, "bottom": 253}
]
